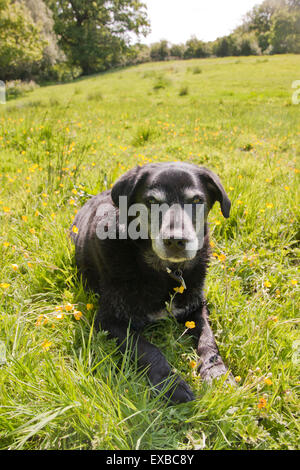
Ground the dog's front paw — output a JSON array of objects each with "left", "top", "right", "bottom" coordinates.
[
  {"left": 198, "top": 355, "right": 234, "bottom": 385},
  {"left": 152, "top": 373, "right": 195, "bottom": 404}
]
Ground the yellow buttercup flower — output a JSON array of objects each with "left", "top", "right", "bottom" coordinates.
[
  {"left": 74, "top": 310, "right": 83, "bottom": 320},
  {"left": 0, "top": 283, "right": 10, "bottom": 289},
  {"left": 64, "top": 303, "right": 74, "bottom": 311},
  {"left": 72, "top": 225, "right": 79, "bottom": 234},
  {"left": 258, "top": 397, "right": 267, "bottom": 409},
  {"left": 86, "top": 303, "right": 94, "bottom": 310},
  {"left": 173, "top": 285, "right": 185, "bottom": 294},
  {"left": 264, "top": 378, "right": 273, "bottom": 386},
  {"left": 185, "top": 321, "right": 196, "bottom": 329},
  {"left": 264, "top": 280, "right": 271, "bottom": 288},
  {"left": 189, "top": 360, "right": 197, "bottom": 369},
  {"left": 42, "top": 340, "right": 52, "bottom": 351}
]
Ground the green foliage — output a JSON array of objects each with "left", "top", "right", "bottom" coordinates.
[
  {"left": 184, "top": 37, "right": 209, "bottom": 59},
  {"left": 0, "top": 0, "right": 45, "bottom": 80},
  {"left": 270, "top": 9, "right": 300, "bottom": 53},
  {"left": 150, "top": 40, "right": 170, "bottom": 61},
  {"left": 46, "top": 0, "right": 150, "bottom": 75},
  {"left": 5, "top": 79, "right": 39, "bottom": 99}
]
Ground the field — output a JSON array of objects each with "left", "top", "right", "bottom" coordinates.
[{"left": 0, "top": 55, "right": 299, "bottom": 450}]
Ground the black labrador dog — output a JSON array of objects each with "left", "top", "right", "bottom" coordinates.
[{"left": 71, "top": 162, "right": 232, "bottom": 403}]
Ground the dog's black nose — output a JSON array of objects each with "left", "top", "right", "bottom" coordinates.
[{"left": 163, "top": 238, "right": 187, "bottom": 250}]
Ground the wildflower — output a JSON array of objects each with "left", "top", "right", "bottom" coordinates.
[
  {"left": 291, "top": 279, "right": 297, "bottom": 286},
  {"left": 3, "top": 207, "right": 11, "bottom": 213},
  {"left": 215, "top": 220, "right": 221, "bottom": 226},
  {"left": 264, "top": 280, "right": 272, "bottom": 288},
  {"left": 42, "top": 340, "right": 52, "bottom": 351},
  {"left": 235, "top": 376, "right": 242, "bottom": 383},
  {"left": 174, "top": 285, "right": 185, "bottom": 294},
  {"left": 29, "top": 228, "right": 35, "bottom": 234},
  {"left": 185, "top": 321, "right": 196, "bottom": 329},
  {"left": 64, "top": 303, "right": 74, "bottom": 312},
  {"left": 3, "top": 242, "right": 10, "bottom": 248},
  {"left": 72, "top": 189, "right": 77, "bottom": 195},
  {"left": 22, "top": 215, "right": 28, "bottom": 222},
  {"left": 266, "top": 203, "right": 274, "bottom": 209},
  {"left": 11, "top": 264, "right": 19, "bottom": 271},
  {"left": 72, "top": 225, "right": 79, "bottom": 234},
  {"left": 275, "top": 289, "right": 280, "bottom": 298},
  {"left": 35, "top": 314, "right": 44, "bottom": 326},
  {"left": 218, "top": 254, "right": 226, "bottom": 262},
  {"left": 237, "top": 200, "right": 243, "bottom": 205},
  {"left": 264, "top": 378, "right": 273, "bottom": 386},
  {"left": 210, "top": 240, "right": 215, "bottom": 248},
  {"left": 0, "top": 283, "right": 10, "bottom": 289},
  {"left": 74, "top": 310, "right": 83, "bottom": 320},
  {"left": 55, "top": 313, "right": 64, "bottom": 320},
  {"left": 86, "top": 303, "right": 94, "bottom": 310},
  {"left": 69, "top": 199, "right": 75, "bottom": 205},
  {"left": 189, "top": 360, "right": 197, "bottom": 369},
  {"left": 284, "top": 186, "right": 290, "bottom": 191},
  {"left": 258, "top": 397, "right": 267, "bottom": 409}
]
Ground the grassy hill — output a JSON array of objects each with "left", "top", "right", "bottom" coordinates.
[{"left": 0, "top": 55, "right": 299, "bottom": 450}]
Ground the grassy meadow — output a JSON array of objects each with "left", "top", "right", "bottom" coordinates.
[{"left": 0, "top": 55, "right": 299, "bottom": 450}]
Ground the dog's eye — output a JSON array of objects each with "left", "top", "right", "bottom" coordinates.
[
  {"left": 146, "top": 197, "right": 158, "bottom": 205},
  {"left": 192, "top": 196, "right": 204, "bottom": 204}
]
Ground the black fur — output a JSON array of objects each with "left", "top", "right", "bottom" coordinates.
[{"left": 71, "top": 162, "right": 232, "bottom": 403}]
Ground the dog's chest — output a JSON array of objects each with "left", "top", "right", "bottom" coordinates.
[{"left": 146, "top": 303, "right": 186, "bottom": 322}]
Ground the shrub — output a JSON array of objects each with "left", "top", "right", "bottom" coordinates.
[
  {"left": 153, "top": 75, "right": 171, "bottom": 91},
  {"left": 179, "top": 85, "right": 189, "bottom": 96},
  {"left": 5, "top": 80, "right": 39, "bottom": 99}
]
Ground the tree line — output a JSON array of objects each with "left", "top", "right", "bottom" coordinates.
[{"left": 0, "top": 0, "right": 299, "bottom": 83}]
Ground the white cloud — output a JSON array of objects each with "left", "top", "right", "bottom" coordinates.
[{"left": 141, "top": 0, "right": 263, "bottom": 44}]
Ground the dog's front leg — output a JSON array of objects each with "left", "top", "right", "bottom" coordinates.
[
  {"left": 187, "top": 304, "right": 233, "bottom": 383},
  {"left": 99, "top": 315, "right": 195, "bottom": 404}
]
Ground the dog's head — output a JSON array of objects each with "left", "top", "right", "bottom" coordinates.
[{"left": 111, "top": 162, "right": 230, "bottom": 264}]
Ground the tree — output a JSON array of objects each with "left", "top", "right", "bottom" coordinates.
[
  {"left": 0, "top": 0, "right": 45, "bottom": 80},
  {"left": 184, "top": 37, "right": 208, "bottom": 59},
  {"left": 169, "top": 43, "right": 185, "bottom": 59},
  {"left": 46, "top": 0, "right": 149, "bottom": 74},
  {"left": 270, "top": 9, "right": 300, "bottom": 53},
  {"left": 24, "top": 0, "right": 63, "bottom": 71},
  {"left": 150, "top": 40, "right": 169, "bottom": 61}
]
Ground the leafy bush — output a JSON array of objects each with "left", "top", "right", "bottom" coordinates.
[
  {"left": 5, "top": 80, "right": 39, "bottom": 99},
  {"left": 179, "top": 85, "right": 189, "bottom": 96},
  {"left": 153, "top": 75, "right": 171, "bottom": 91}
]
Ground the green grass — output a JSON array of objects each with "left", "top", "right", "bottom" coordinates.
[{"left": 0, "top": 55, "right": 299, "bottom": 450}]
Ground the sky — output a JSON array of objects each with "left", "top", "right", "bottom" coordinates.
[{"left": 141, "top": 0, "right": 264, "bottom": 45}]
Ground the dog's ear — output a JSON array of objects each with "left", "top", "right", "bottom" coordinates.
[
  {"left": 198, "top": 167, "right": 231, "bottom": 218},
  {"left": 111, "top": 165, "right": 145, "bottom": 207}
]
